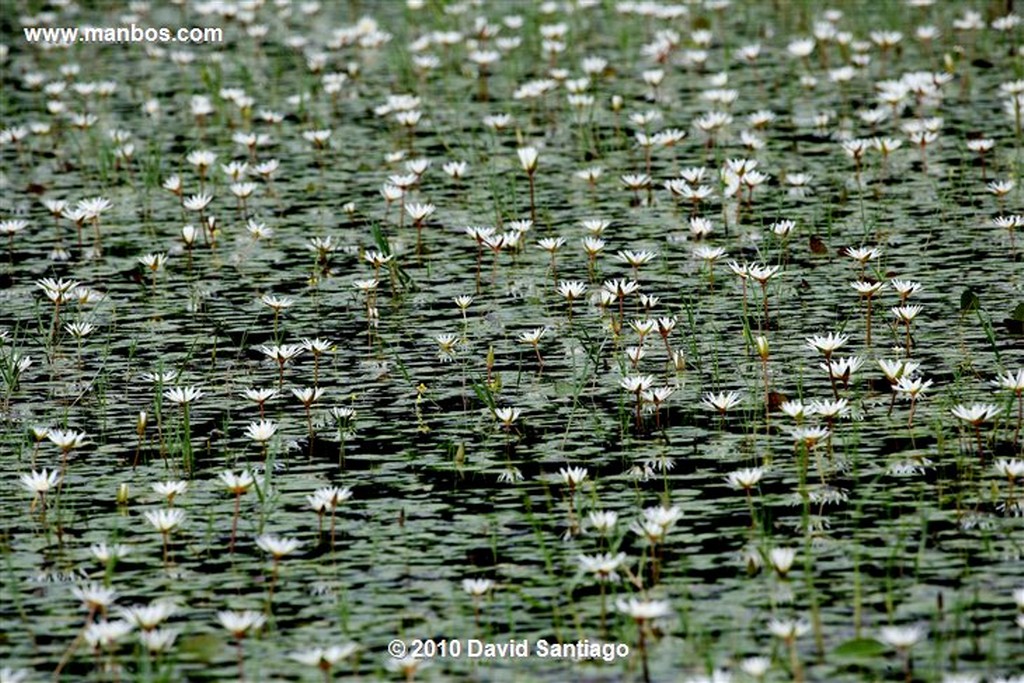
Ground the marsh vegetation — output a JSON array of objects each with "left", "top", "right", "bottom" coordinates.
[{"left": 1, "top": 0, "right": 1023, "bottom": 681}]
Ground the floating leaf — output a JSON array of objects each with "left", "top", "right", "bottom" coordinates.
[
  {"left": 177, "top": 634, "right": 223, "bottom": 663},
  {"left": 831, "top": 637, "right": 887, "bottom": 660}
]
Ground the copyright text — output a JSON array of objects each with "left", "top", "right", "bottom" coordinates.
[{"left": 388, "top": 638, "right": 631, "bottom": 662}]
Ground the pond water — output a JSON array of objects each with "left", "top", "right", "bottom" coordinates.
[{"left": 1, "top": 1, "right": 1023, "bottom": 682}]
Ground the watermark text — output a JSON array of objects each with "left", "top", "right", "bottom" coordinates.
[
  {"left": 387, "top": 638, "right": 631, "bottom": 662},
  {"left": 23, "top": 24, "right": 223, "bottom": 45}
]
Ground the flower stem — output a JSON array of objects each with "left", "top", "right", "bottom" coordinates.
[
  {"left": 865, "top": 297, "right": 873, "bottom": 346},
  {"left": 181, "top": 404, "right": 193, "bottom": 477},
  {"left": 637, "top": 623, "right": 650, "bottom": 683},
  {"left": 789, "top": 637, "right": 803, "bottom": 683},
  {"left": 1015, "top": 392, "right": 1022, "bottom": 448},
  {"left": 527, "top": 174, "right": 536, "bottom": 224},
  {"left": 230, "top": 493, "right": 241, "bottom": 554}
]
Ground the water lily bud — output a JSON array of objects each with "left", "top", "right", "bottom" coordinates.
[
  {"left": 136, "top": 411, "right": 147, "bottom": 437},
  {"left": 755, "top": 335, "right": 770, "bottom": 360},
  {"left": 117, "top": 483, "right": 130, "bottom": 506},
  {"left": 671, "top": 349, "right": 686, "bottom": 372}
]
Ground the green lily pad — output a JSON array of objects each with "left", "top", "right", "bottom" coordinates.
[{"left": 831, "top": 638, "right": 887, "bottom": 660}]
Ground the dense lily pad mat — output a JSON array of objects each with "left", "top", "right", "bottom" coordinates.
[{"left": 1, "top": 1, "right": 1023, "bottom": 681}]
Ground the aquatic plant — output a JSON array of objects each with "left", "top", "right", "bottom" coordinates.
[
  {"left": 2, "top": 3, "right": 1023, "bottom": 681},
  {"left": 220, "top": 470, "right": 255, "bottom": 554},
  {"left": 216, "top": 610, "right": 265, "bottom": 681}
]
